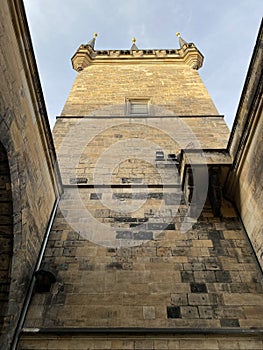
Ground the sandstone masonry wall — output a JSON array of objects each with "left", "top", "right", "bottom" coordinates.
[
  {"left": 227, "top": 21, "right": 263, "bottom": 270},
  {"left": 0, "top": 1, "right": 61, "bottom": 348},
  {"left": 62, "top": 63, "right": 219, "bottom": 117}
]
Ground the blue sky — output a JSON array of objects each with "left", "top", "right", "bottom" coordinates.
[{"left": 24, "top": 0, "right": 262, "bottom": 129}]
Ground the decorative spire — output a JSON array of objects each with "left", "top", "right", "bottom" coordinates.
[
  {"left": 130, "top": 37, "right": 138, "bottom": 50},
  {"left": 176, "top": 32, "right": 188, "bottom": 48},
  {"left": 87, "top": 32, "right": 98, "bottom": 49}
]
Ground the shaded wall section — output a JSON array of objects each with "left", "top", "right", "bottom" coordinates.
[
  {"left": 0, "top": 1, "right": 62, "bottom": 348},
  {"left": 226, "top": 20, "right": 263, "bottom": 270},
  {"left": 0, "top": 142, "right": 13, "bottom": 338}
]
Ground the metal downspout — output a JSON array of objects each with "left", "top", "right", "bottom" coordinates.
[{"left": 11, "top": 196, "right": 60, "bottom": 350}]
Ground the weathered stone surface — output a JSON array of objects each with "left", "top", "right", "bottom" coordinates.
[
  {"left": 6, "top": 8, "right": 262, "bottom": 350},
  {"left": 19, "top": 333, "right": 263, "bottom": 349},
  {"left": 0, "top": 1, "right": 62, "bottom": 347},
  {"left": 21, "top": 187, "right": 263, "bottom": 332},
  {"left": 226, "top": 24, "right": 263, "bottom": 270}
]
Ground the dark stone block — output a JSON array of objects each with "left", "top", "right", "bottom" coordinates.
[
  {"left": 167, "top": 306, "right": 181, "bottom": 318},
  {"left": 190, "top": 283, "right": 208, "bottom": 293},
  {"left": 215, "top": 271, "right": 232, "bottom": 283},
  {"left": 130, "top": 223, "right": 146, "bottom": 229},
  {"left": 133, "top": 193, "right": 147, "bottom": 200},
  {"left": 63, "top": 247, "right": 76, "bottom": 257},
  {"left": 148, "top": 223, "right": 175, "bottom": 230},
  {"left": 131, "top": 178, "right": 143, "bottom": 183},
  {"left": 67, "top": 231, "right": 80, "bottom": 240},
  {"left": 220, "top": 319, "right": 240, "bottom": 327},
  {"left": 106, "top": 262, "right": 122, "bottom": 270},
  {"left": 147, "top": 223, "right": 165, "bottom": 230},
  {"left": 148, "top": 193, "right": 163, "bottom": 199},
  {"left": 69, "top": 177, "right": 88, "bottom": 184},
  {"left": 192, "top": 222, "right": 213, "bottom": 230},
  {"left": 79, "top": 262, "right": 95, "bottom": 271},
  {"left": 230, "top": 283, "right": 249, "bottom": 293},
  {"left": 115, "top": 217, "right": 137, "bottom": 222},
  {"left": 122, "top": 178, "right": 142, "bottom": 184},
  {"left": 208, "top": 230, "right": 224, "bottom": 240},
  {"left": 90, "top": 193, "right": 102, "bottom": 200},
  {"left": 134, "top": 231, "right": 153, "bottom": 240},
  {"left": 181, "top": 271, "right": 194, "bottom": 282},
  {"left": 171, "top": 247, "right": 187, "bottom": 256},
  {"left": 107, "top": 248, "right": 116, "bottom": 253},
  {"left": 116, "top": 231, "right": 132, "bottom": 239},
  {"left": 113, "top": 193, "right": 132, "bottom": 199},
  {"left": 138, "top": 217, "right": 148, "bottom": 223},
  {"left": 209, "top": 247, "right": 227, "bottom": 256}
]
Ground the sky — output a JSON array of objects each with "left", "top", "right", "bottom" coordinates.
[{"left": 23, "top": 0, "right": 262, "bottom": 129}]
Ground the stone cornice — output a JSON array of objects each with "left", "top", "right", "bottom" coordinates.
[{"left": 71, "top": 42, "right": 204, "bottom": 71}]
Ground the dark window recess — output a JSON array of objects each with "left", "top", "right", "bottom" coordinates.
[
  {"left": 167, "top": 306, "right": 181, "bottom": 318},
  {"left": 90, "top": 193, "right": 102, "bottom": 200},
  {"left": 69, "top": 177, "right": 88, "bottom": 184},
  {"left": 168, "top": 153, "right": 178, "bottom": 162},
  {"left": 190, "top": 282, "right": 208, "bottom": 293},
  {"left": 155, "top": 151, "right": 164, "bottom": 161},
  {"left": 34, "top": 270, "right": 56, "bottom": 293}
]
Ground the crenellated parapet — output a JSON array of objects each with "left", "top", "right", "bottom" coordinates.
[{"left": 71, "top": 33, "right": 204, "bottom": 71}]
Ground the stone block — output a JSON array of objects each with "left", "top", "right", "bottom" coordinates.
[
  {"left": 116, "top": 230, "right": 132, "bottom": 239},
  {"left": 170, "top": 293, "right": 188, "bottom": 306},
  {"left": 167, "top": 306, "right": 181, "bottom": 318},
  {"left": 134, "top": 231, "right": 153, "bottom": 240},
  {"left": 143, "top": 306, "right": 156, "bottom": 319},
  {"left": 220, "top": 318, "right": 240, "bottom": 327},
  {"left": 181, "top": 305, "right": 199, "bottom": 318},
  {"left": 190, "top": 282, "right": 208, "bottom": 293}
]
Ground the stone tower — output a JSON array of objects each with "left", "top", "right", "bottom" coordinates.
[{"left": 17, "top": 32, "right": 263, "bottom": 349}]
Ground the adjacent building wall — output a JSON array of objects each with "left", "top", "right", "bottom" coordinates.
[
  {"left": 226, "top": 20, "right": 263, "bottom": 270},
  {"left": 0, "top": 1, "right": 62, "bottom": 348}
]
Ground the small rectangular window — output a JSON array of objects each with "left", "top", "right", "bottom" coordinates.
[
  {"left": 155, "top": 150, "right": 164, "bottom": 161},
  {"left": 127, "top": 99, "right": 149, "bottom": 115}
]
